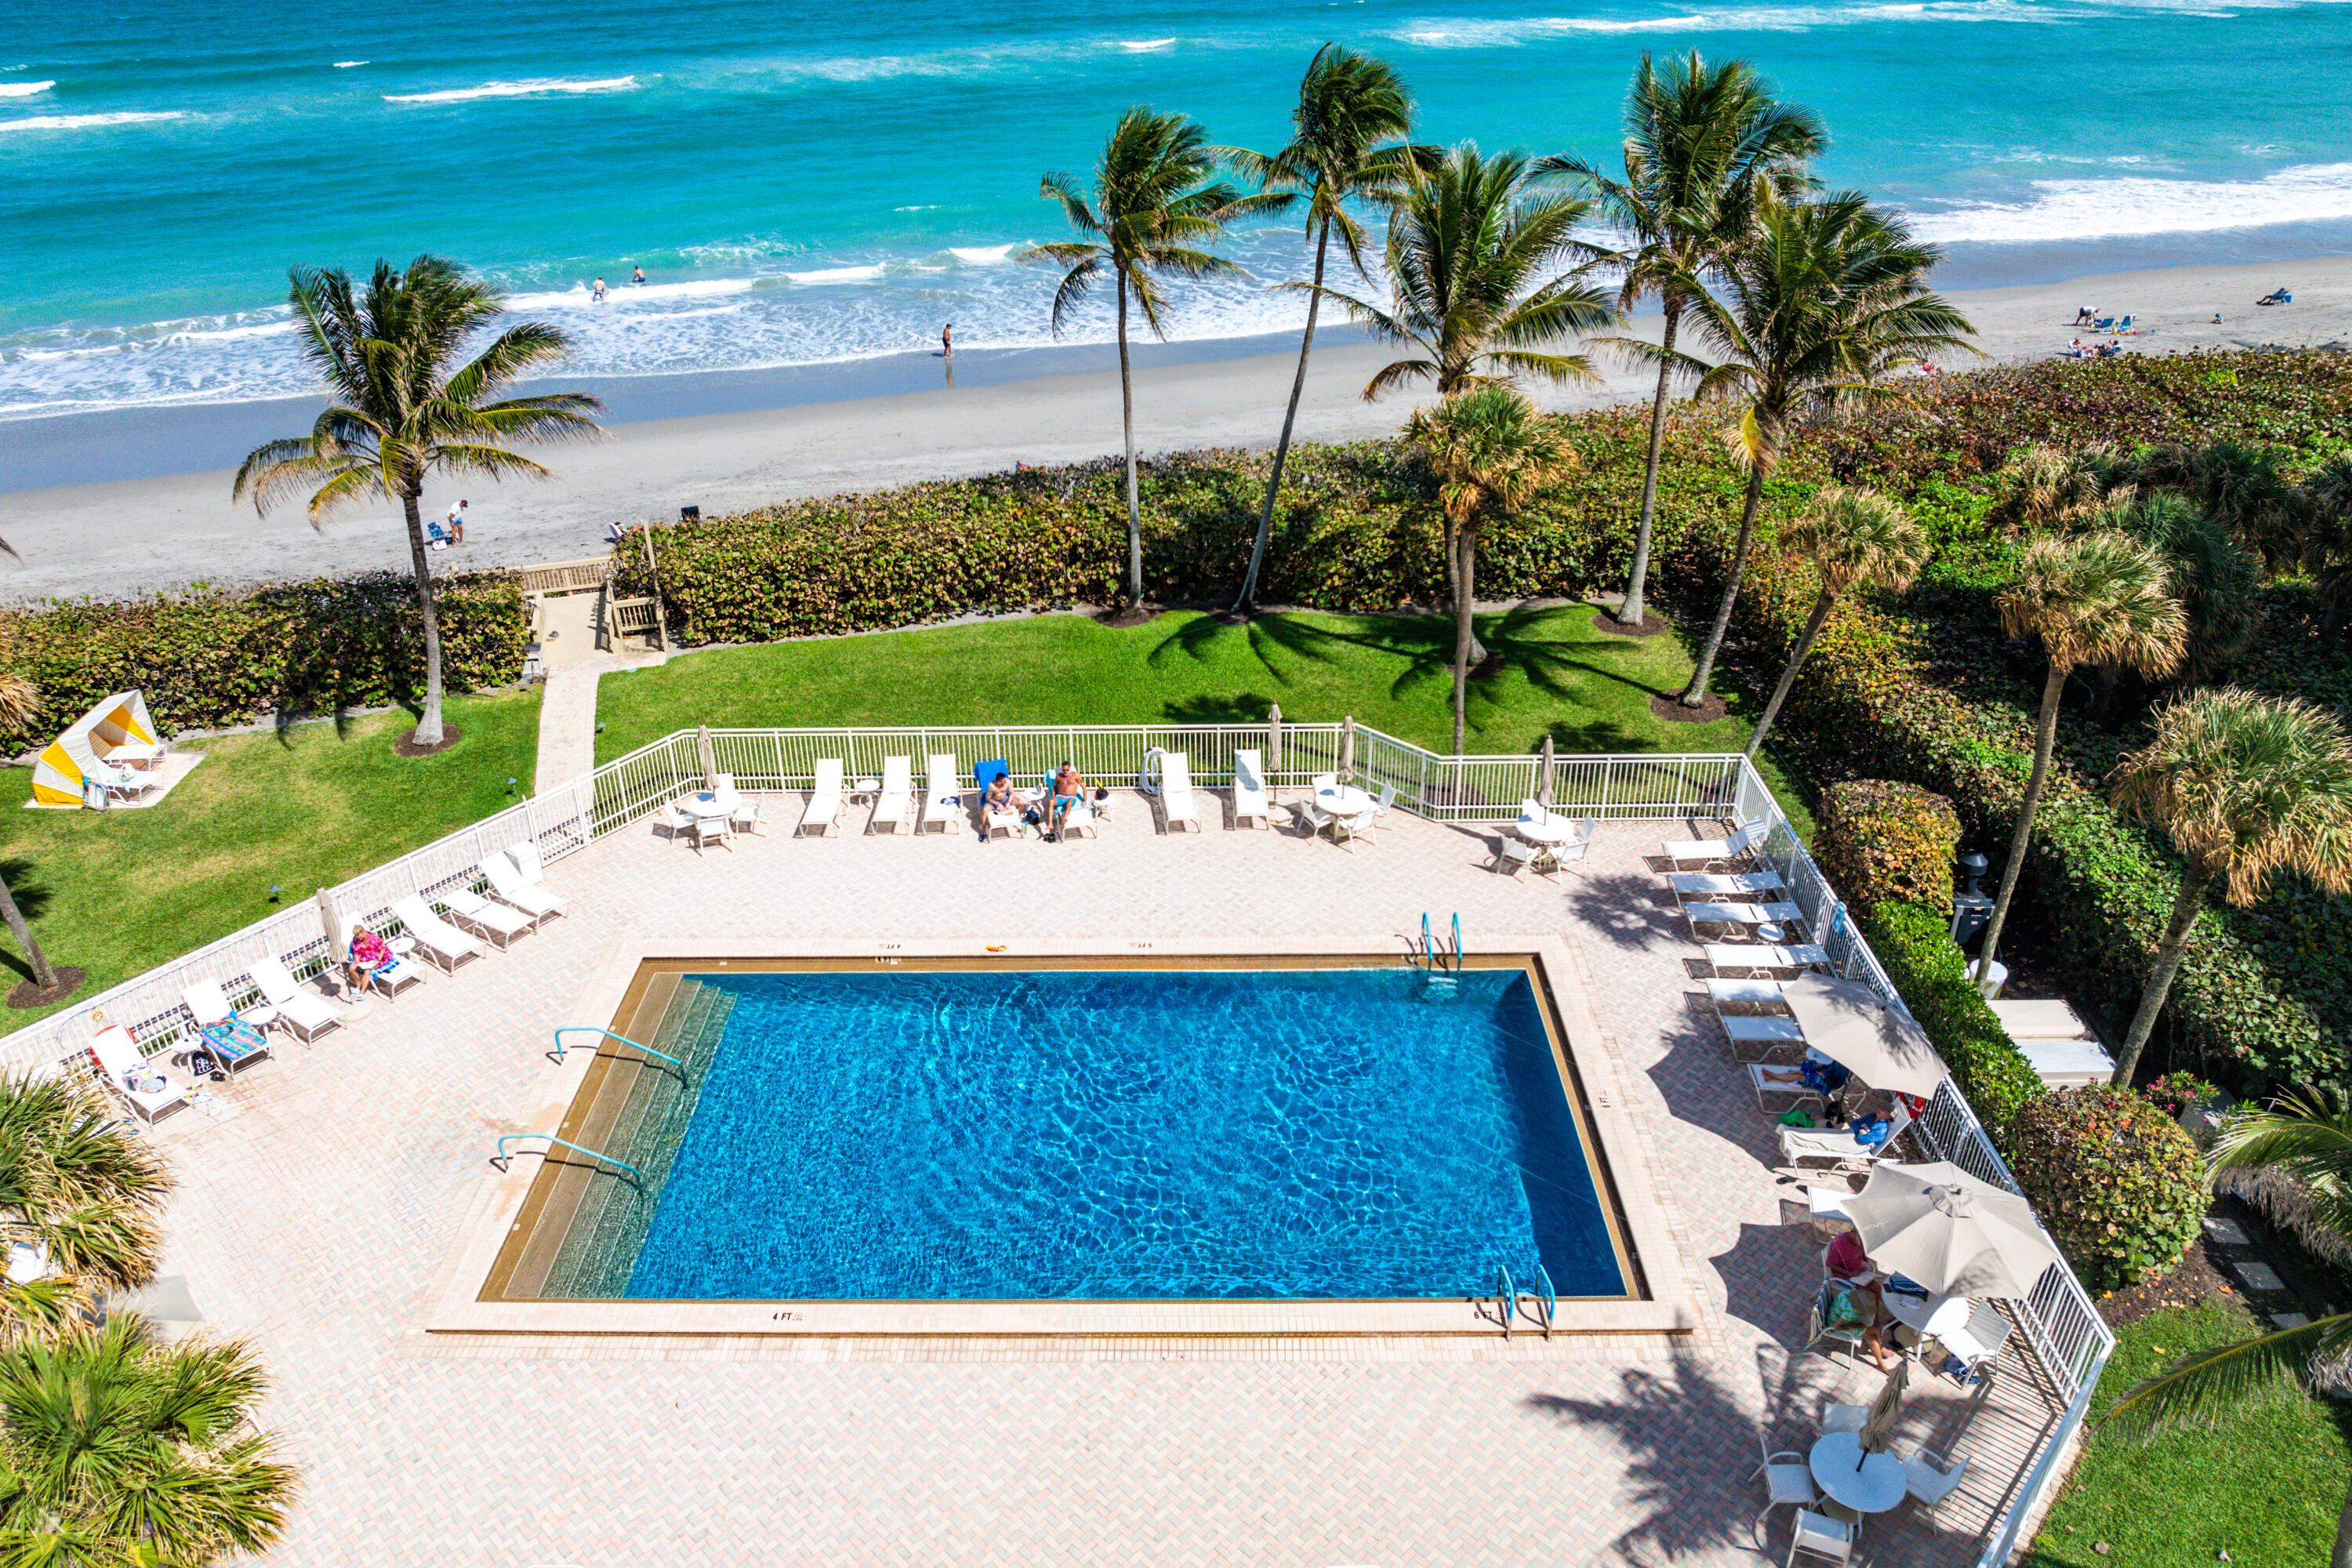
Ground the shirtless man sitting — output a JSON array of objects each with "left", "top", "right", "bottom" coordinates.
[{"left": 1047, "top": 761, "right": 1087, "bottom": 842}]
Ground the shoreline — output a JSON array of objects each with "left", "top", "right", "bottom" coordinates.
[{"left": 2, "top": 253, "right": 2347, "bottom": 604}]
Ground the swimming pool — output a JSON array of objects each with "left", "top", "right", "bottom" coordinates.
[{"left": 495, "top": 959, "right": 1634, "bottom": 1305}]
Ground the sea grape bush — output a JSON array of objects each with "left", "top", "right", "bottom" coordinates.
[
  {"left": 2006, "top": 1085, "right": 2208, "bottom": 1290},
  {"left": 1817, "top": 781, "right": 1962, "bottom": 916}
]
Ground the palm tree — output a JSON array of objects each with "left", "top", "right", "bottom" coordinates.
[
  {"left": 235, "top": 256, "right": 601, "bottom": 750},
  {"left": 1220, "top": 45, "right": 1420, "bottom": 613},
  {"left": 1022, "top": 110, "right": 1255, "bottom": 610},
  {"left": 0, "top": 1075, "right": 172, "bottom": 1344},
  {"left": 2107, "top": 492, "right": 2262, "bottom": 683},
  {"left": 1972, "top": 532, "right": 2186, "bottom": 985},
  {"left": 1541, "top": 50, "right": 1822, "bottom": 630},
  {"left": 1672, "top": 191, "right": 1972, "bottom": 709},
  {"left": 0, "top": 1316, "right": 296, "bottom": 1563},
  {"left": 2103, "top": 1087, "right": 2352, "bottom": 1566},
  {"left": 2294, "top": 451, "right": 2352, "bottom": 631},
  {"left": 1991, "top": 441, "right": 2129, "bottom": 535},
  {"left": 1740, "top": 486, "right": 1926, "bottom": 760},
  {"left": 0, "top": 672, "right": 65, "bottom": 1002},
  {"left": 1317, "top": 142, "right": 1618, "bottom": 659},
  {"left": 1406, "top": 387, "right": 1576, "bottom": 752},
  {"left": 2105, "top": 690, "right": 2352, "bottom": 1083}
]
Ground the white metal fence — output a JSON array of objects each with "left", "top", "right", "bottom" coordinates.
[{"left": 3, "top": 721, "right": 2107, "bottom": 1559}]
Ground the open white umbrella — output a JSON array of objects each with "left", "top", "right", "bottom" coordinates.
[
  {"left": 1845, "top": 1159, "right": 2062, "bottom": 1300},
  {"left": 1537, "top": 734, "right": 1555, "bottom": 812},
  {"left": 697, "top": 722, "right": 718, "bottom": 790},
  {"left": 1781, "top": 972, "right": 1948, "bottom": 1098},
  {"left": 1338, "top": 713, "right": 1356, "bottom": 785}
]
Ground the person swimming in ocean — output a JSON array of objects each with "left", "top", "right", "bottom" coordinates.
[
  {"left": 592, "top": 276, "right": 608, "bottom": 303},
  {"left": 631, "top": 266, "right": 646, "bottom": 285}
]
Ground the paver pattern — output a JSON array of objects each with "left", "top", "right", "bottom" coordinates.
[{"left": 151, "top": 795, "right": 2061, "bottom": 1566}]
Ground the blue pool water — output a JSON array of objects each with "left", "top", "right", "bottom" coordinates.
[{"left": 622, "top": 966, "right": 1628, "bottom": 1301}]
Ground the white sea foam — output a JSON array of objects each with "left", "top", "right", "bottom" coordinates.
[
  {"left": 333, "top": 60, "right": 368, "bottom": 68},
  {"left": 383, "top": 75, "right": 637, "bottom": 104},
  {"left": 1119, "top": 38, "right": 1177, "bottom": 49},
  {"left": 946, "top": 243, "right": 1021, "bottom": 264},
  {"left": 0, "top": 111, "right": 184, "bottom": 132},
  {"left": 1907, "top": 161, "right": 2352, "bottom": 243},
  {"left": 503, "top": 277, "right": 758, "bottom": 310},
  {"left": 0, "top": 81, "right": 56, "bottom": 97},
  {"left": 1390, "top": 1, "right": 2069, "bottom": 44},
  {"left": 786, "top": 264, "right": 887, "bottom": 285}
]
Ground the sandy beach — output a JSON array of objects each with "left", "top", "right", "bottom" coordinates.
[{"left": 3, "top": 255, "right": 2346, "bottom": 603}]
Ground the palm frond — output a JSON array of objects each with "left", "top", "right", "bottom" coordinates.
[{"left": 2103, "top": 1312, "right": 2352, "bottom": 1438}]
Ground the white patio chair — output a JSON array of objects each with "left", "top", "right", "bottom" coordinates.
[
  {"left": 1752, "top": 1438, "right": 1820, "bottom": 1545},
  {"left": 86, "top": 1025, "right": 187, "bottom": 1123},
  {"left": 1900, "top": 1448, "right": 1968, "bottom": 1526},
  {"left": 390, "top": 895, "right": 486, "bottom": 973},
  {"left": 920, "top": 754, "right": 963, "bottom": 834},
  {"left": 662, "top": 801, "right": 696, "bottom": 844},
  {"left": 1551, "top": 812, "right": 1598, "bottom": 870},
  {"left": 689, "top": 815, "right": 734, "bottom": 853},
  {"left": 1493, "top": 837, "right": 1548, "bottom": 878},
  {"left": 1231, "top": 748, "right": 1271, "bottom": 829},
  {"left": 248, "top": 954, "right": 342, "bottom": 1044},
  {"left": 179, "top": 981, "right": 273, "bottom": 1076},
  {"left": 1932, "top": 1300, "right": 2014, "bottom": 1381},
  {"left": 713, "top": 773, "right": 764, "bottom": 836},
  {"left": 1785, "top": 1509, "right": 1855, "bottom": 1566},
  {"left": 481, "top": 853, "right": 567, "bottom": 923},
  {"left": 1707, "top": 976, "right": 1787, "bottom": 1010},
  {"left": 800, "top": 759, "right": 846, "bottom": 837},
  {"left": 1724, "top": 1016, "right": 1806, "bottom": 1047},
  {"left": 870, "top": 756, "right": 913, "bottom": 833},
  {"left": 439, "top": 884, "right": 537, "bottom": 946},
  {"left": 1156, "top": 751, "right": 1201, "bottom": 833},
  {"left": 1664, "top": 818, "right": 1766, "bottom": 866},
  {"left": 1705, "top": 942, "right": 1831, "bottom": 975}
]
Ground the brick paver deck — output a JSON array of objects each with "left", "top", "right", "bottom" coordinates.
[{"left": 150, "top": 797, "right": 2061, "bottom": 1566}]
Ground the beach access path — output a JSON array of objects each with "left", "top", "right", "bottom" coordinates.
[{"left": 2, "top": 256, "right": 2344, "bottom": 603}]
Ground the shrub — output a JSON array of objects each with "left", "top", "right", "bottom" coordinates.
[
  {"left": 1860, "top": 901, "right": 2045, "bottom": 1132},
  {"left": 1818, "top": 781, "right": 1962, "bottom": 916},
  {"left": 2143, "top": 1072, "right": 2221, "bottom": 1118},
  {"left": 2007, "top": 1085, "right": 2208, "bottom": 1290},
  {"left": 0, "top": 574, "right": 528, "bottom": 754}
]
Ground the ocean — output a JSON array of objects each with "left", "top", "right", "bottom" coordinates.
[{"left": 3, "top": 0, "right": 2350, "bottom": 432}]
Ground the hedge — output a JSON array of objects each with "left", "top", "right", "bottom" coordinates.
[
  {"left": 2006, "top": 1085, "right": 2208, "bottom": 1290},
  {"left": 0, "top": 574, "right": 528, "bottom": 755},
  {"left": 1860, "top": 900, "right": 2045, "bottom": 1134},
  {"left": 1818, "top": 782, "right": 1962, "bottom": 916}
]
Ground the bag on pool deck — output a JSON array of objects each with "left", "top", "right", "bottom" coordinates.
[{"left": 1777, "top": 1106, "right": 1816, "bottom": 1128}]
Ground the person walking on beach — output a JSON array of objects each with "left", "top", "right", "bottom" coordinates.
[
  {"left": 942, "top": 322, "right": 953, "bottom": 356},
  {"left": 446, "top": 499, "right": 467, "bottom": 544},
  {"left": 593, "top": 276, "right": 608, "bottom": 303}
]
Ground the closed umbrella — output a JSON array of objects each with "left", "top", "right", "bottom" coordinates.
[
  {"left": 697, "top": 722, "right": 718, "bottom": 790},
  {"left": 1845, "top": 1160, "right": 2062, "bottom": 1300},
  {"left": 1537, "top": 734, "right": 1555, "bottom": 813},
  {"left": 1782, "top": 972, "right": 1948, "bottom": 1099},
  {"left": 1857, "top": 1357, "right": 1909, "bottom": 1465},
  {"left": 1266, "top": 703, "right": 1283, "bottom": 800},
  {"left": 314, "top": 887, "right": 344, "bottom": 964},
  {"left": 1338, "top": 713, "right": 1356, "bottom": 786}
]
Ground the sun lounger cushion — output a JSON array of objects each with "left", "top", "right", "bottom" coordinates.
[
  {"left": 1670, "top": 871, "right": 1786, "bottom": 898},
  {"left": 1724, "top": 1016, "right": 1806, "bottom": 1043},
  {"left": 87, "top": 1025, "right": 186, "bottom": 1123}
]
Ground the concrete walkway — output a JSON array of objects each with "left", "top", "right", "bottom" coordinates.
[{"left": 532, "top": 652, "right": 665, "bottom": 789}]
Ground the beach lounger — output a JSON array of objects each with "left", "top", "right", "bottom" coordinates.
[
  {"left": 2089, "top": 317, "right": 2114, "bottom": 332},
  {"left": 1723, "top": 1015, "right": 1806, "bottom": 1046},
  {"left": 247, "top": 953, "right": 343, "bottom": 1044},
  {"left": 1779, "top": 1104, "right": 1912, "bottom": 1172},
  {"left": 1683, "top": 900, "right": 1806, "bottom": 935},
  {"left": 390, "top": 895, "right": 486, "bottom": 973},
  {"left": 1705, "top": 942, "right": 1831, "bottom": 975},
  {"left": 1670, "top": 870, "right": 1786, "bottom": 898},
  {"left": 920, "top": 753, "right": 963, "bottom": 834},
  {"left": 1231, "top": 748, "right": 1271, "bottom": 829},
  {"left": 506, "top": 839, "right": 550, "bottom": 885},
  {"left": 1154, "top": 751, "right": 1202, "bottom": 833},
  {"left": 178, "top": 980, "right": 273, "bottom": 1076},
  {"left": 973, "top": 760, "right": 1024, "bottom": 840},
  {"left": 86, "top": 1025, "right": 187, "bottom": 1124},
  {"left": 1706, "top": 977, "right": 1788, "bottom": 1010},
  {"left": 870, "top": 756, "right": 913, "bottom": 833},
  {"left": 481, "top": 853, "right": 567, "bottom": 923},
  {"left": 1988, "top": 998, "right": 2092, "bottom": 1040},
  {"left": 437, "top": 884, "right": 535, "bottom": 949},
  {"left": 800, "top": 759, "right": 847, "bottom": 837},
  {"left": 1663, "top": 819, "right": 1765, "bottom": 866},
  {"left": 1750, "top": 1062, "right": 1825, "bottom": 1112}
]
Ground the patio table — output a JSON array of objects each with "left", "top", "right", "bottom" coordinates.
[
  {"left": 1808, "top": 1432, "right": 1907, "bottom": 1514},
  {"left": 1313, "top": 786, "right": 1371, "bottom": 839},
  {"left": 1885, "top": 1284, "right": 1973, "bottom": 1341}
]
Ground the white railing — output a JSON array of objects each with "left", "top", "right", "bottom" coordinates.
[{"left": 1, "top": 720, "right": 2108, "bottom": 1559}]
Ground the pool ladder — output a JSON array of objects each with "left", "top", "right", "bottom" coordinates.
[
  {"left": 1418, "top": 913, "right": 1461, "bottom": 989},
  {"left": 1491, "top": 1261, "right": 1556, "bottom": 1340},
  {"left": 492, "top": 1133, "right": 643, "bottom": 1185}
]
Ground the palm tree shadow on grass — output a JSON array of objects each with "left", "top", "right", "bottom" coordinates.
[{"left": 1524, "top": 1357, "right": 1763, "bottom": 1565}]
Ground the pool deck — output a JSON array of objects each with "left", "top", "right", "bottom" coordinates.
[{"left": 147, "top": 793, "right": 2067, "bottom": 1566}]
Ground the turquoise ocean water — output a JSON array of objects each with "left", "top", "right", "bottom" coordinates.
[{"left": 3, "top": 0, "right": 2350, "bottom": 427}]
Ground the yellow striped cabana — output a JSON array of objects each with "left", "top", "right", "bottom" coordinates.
[{"left": 30, "top": 691, "right": 158, "bottom": 807}]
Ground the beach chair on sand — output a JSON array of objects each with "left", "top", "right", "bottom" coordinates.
[
  {"left": 800, "top": 759, "right": 846, "bottom": 837},
  {"left": 2089, "top": 317, "right": 2114, "bottom": 332},
  {"left": 920, "top": 754, "right": 963, "bottom": 834},
  {"left": 1156, "top": 751, "right": 1201, "bottom": 833},
  {"left": 1231, "top": 748, "right": 1271, "bottom": 829},
  {"left": 88, "top": 1025, "right": 187, "bottom": 1123},
  {"left": 871, "top": 757, "right": 914, "bottom": 833}
]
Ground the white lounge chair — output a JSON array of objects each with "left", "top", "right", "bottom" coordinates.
[
  {"left": 1725, "top": 1016, "right": 1806, "bottom": 1046},
  {"left": 920, "top": 754, "right": 963, "bottom": 834},
  {"left": 800, "top": 759, "right": 846, "bottom": 837},
  {"left": 1156, "top": 751, "right": 1201, "bottom": 833},
  {"left": 247, "top": 954, "right": 342, "bottom": 1044},
  {"left": 978, "top": 764, "right": 1025, "bottom": 840},
  {"left": 1707, "top": 977, "right": 1787, "bottom": 1009},
  {"left": 1750, "top": 1062, "right": 1825, "bottom": 1113},
  {"left": 178, "top": 980, "right": 273, "bottom": 1076},
  {"left": 1231, "top": 748, "right": 1271, "bottom": 829},
  {"left": 870, "top": 756, "right": 913, "bottom": 833},
  {"left": 1706, "top": 943, "right": 1831, "bottom": 975},
  {"left": 87, "top": 1025, "right": 186, "bottom": 1123},
  {"left": 2014, "top": 1036, "right": 2118, "bottom": 1088},
  {"left": 1671, "top": 870, "right": 1787, "bottom": 898},
  {"left": 1780, "top": 1104, "right": 1912, "bottom": 1171},
  {"left": 1684, "top": 899, "right": 1806, "bottom": 935},
  {"left": 1060, "top": 786, "right": 1098, "bottom": 839},
  {"left": 390, "top": 895, "right": 486, "bottom": 973},
  {"left": 506, "top": 839, "right": 550, "bottom": 884},
  {"left": 1664, "top": 818, "right": 1766, "bottom": 866},
  {"left": 439, "top": 884, "right": 536, "bottom": 948},
  {"left": 1989, "top": 998, "right": 2094, "bottom": 1040},
  {"left": 481, "top": 854, "right": 567, "bottom": 923}
]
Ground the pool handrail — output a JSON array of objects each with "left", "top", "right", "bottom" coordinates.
[
  {"left": 1534, "top": 1261, "right": 1556, "bottom": 1341},
  {"left": 552, "top": 1025, "right": 683, "bottom": 1071},
  {"left": 1494, "top": 1262, "right": 1515, "bottom": 1340},
  {"left": 492, "top": 1133, "right": 642, "bottom": 1181}
]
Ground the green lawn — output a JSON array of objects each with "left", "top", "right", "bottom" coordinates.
[
  {"left": 596, "top": 605, "right": 1811, "bottom": 829},
  {"left": 0, "top": 691, "right": 542, "bottom": 1026},
  {"left": 2028, "top": 1301, "right": 2352, "bottom": 1567}
]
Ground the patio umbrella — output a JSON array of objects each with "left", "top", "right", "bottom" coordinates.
[
  {"left": 1537, "top": 735, "right": 1555, "bottom": 812},
  {"left": 1338, "top": 713, "right": 1356, "bottom": 785},
  {"left": 697, "top": 722, "right": 717, "bottom": 789},
  {"left": 1845, "top": 1160, "right": 2062, "bottom": 1300},
  {"left": 314, "top": 886, "right": 343, "bottom": 960},
  {"left": 1782, "top": 972, "right": 1948, "bottom": 1098},
  {"left": 1266, "top": 703, "right": 1283, "bottom": 798},
  {"left": 1857, "top": 1356, "right": 1910, "bottom": 1465}
]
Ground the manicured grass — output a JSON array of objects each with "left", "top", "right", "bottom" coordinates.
[
  {"left": 2028, "top": 1300, "right": 2351, "bottom": 1567},
  {"left": 0, "top": 691, "right": 541, "bottom": 1026},
  {"left": 596, "top": 605, "right": 1813, "bottom": 830}
]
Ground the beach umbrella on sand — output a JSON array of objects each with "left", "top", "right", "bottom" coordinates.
[
  {"left": 314, "top": 887, "right": 343, "bottom": 961},
  {"left": 1845, "top": 1160, "right": 2062, "bottom": 1300},
  {"left": 1537, "top": 735, "right": 1555, "bottom": 812},
  {"left": 697, "top": 723, "right": 717, "bottom": 789},
  {"left": 1266, "top": 703, "right": 1283, "bottom": 798},
  {"left": 1782, "top": 972, "right": 1947, "bottom": 1098},
  {"left": 1339, "top": 714, "right": 1356, "bottom": 785},
  {"left": 1857, "top": 1357, "right": 1910, "bottom": 1465}
]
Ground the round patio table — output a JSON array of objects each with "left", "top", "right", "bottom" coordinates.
[
  {"left": 681, "top": 791, "right": 731, "bottom": 820},
  {"left": 1808, "top": 1432, "right": 1908, "bottom": 1514},
  {"left": 1517, "top": 811, "right": 1580, "bottom": 844},
  {"left": 1314, "top": 786, "right": 1371, "bottom": 837},
  {"left": 1885, "top": 1287, "right": 1972, "bottom": 1341}
]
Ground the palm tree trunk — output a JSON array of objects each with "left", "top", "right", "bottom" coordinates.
[
  {"left": 1116, "top": 271, "right": 1142, "bottom": 610},
  {"left": 1440, "top": 511, "right": 1487, "bottom": 667},
  {"left": 2335, "top": 1474, "right": 2352, "bottom": 1568},
  {"left": 1744, "top": 589, "right": 1836, "bottom": 760},
  {"left": 1620, "top": 300, "right": 1680, "bottom": 628},
  {"left": 1976, "top": 660, "right": 2070, "bottom": 981},
  {"left": 0, "top": 873, "right": 56, "bottom": 993},
  {"left": 2111, "top": 862, "right": 2217, "bottom": 1085},
  {"left": 1681, "top": 456, "right": 1769, "bottom": 706},
  {"left": 1236, "top": 215, "right": 1328, "bottom": 613},
  {"left": 1453, "top": 520, "right": 1479, "bottom": 754},
  {"left": 401, "top": 492, "right": 445, "bottom": 747}
]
